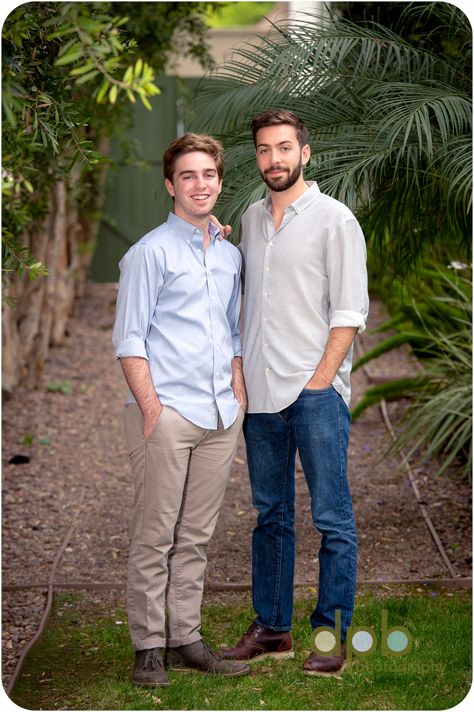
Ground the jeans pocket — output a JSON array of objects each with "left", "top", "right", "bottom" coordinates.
[{"left": 302, "top": 385, "right": 335, "bottom": 395}]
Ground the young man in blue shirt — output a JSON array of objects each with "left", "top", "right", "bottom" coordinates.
[{"left": 113, "top": 133, "right": 248, "bottom": 686}]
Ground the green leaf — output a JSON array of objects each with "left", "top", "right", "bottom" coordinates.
[
  {"left": 69, "top": 61, "right": 95, "bottom": 76},
  {"left": 109, "top": 85, "right": 118, "bottom": 104},
  {"left": 350, "top": 376, "right": 430, "bottom": 420},
  {"left": 96, "top": 80, "right": 109, "bottom": 103},
  {"left": 75, "top": 70, "right": 100, "bottom": 85},
  {"left": 77, "top": 18, "right": 107, "bottom": 33},
  {"left": 134, "top": 58, "right": 143, "bottom": 77},
  {"left": 123, "top": 65, "right": 134, "bottom": 84},
  {"left": 2, "top": 94, "right": 17, "bottom": 128},
  {"left": 139, "top": 93, "right": 152, "bottom": 111},
  {"left": 55, "top": 48, "right": 85, "bottom": 67}
]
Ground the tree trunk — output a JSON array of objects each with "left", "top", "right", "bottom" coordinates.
[{"left": 2, "top": 178, "right": 99, "bottom": 395}]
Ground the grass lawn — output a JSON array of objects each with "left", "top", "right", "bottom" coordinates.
[{"left": 9, "top": 587, "right": 472, "bottom": 710}]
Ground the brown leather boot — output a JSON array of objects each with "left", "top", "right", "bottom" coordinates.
[
  {"left": 132, "top": 648, "right": 170, "bottom": 686},
  {"left": 221, "top": 621, "right": 294, "bottom": 661},
  {"left": 167, "top": 639, "right": 249, "bottom": 676},
  {"left": 303, "top": 644, "right": 347, "bottom": 676}
]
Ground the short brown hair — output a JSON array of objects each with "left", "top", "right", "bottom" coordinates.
[
  {"left": 251, "top": 110, "right": 309, "bottom": 148},
  {"left": 163, "top": 133, "right": 224, "bottom": 181}
]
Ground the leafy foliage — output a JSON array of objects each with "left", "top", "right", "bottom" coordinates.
[
  {"left": 206, "top": 2, "right": 275, "bottom": 28},
  {"left": 352, "top": 265, "right": 472, "bottom": 478},
  {"left": 1, "top": 1, "right": 218, "bottom": 295},
  {"left": 191, "top": 2, "right": 472, "bottom": 275},
  {"left": 189, "top": 2, "right": 472, "bottom": 478}
]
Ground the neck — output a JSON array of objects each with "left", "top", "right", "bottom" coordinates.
[
  {"left": 174, "top": 210, "right": 212, "bottom": 250},
  {"left": 173, "top": 208, "right": 210, "bottom": 232}
]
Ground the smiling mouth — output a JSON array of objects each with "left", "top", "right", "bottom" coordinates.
[
  {"left": 266, "top": 166, "right": 288, "bottom": 176},
  {"left": 192, "top": 194, "right": 210, "bottom": 200}
]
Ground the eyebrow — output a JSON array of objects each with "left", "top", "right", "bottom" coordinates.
[
  {"left": 256, "top": 140, "right": 295, "bottom": 149},
  {"left": 178, "top": 168, "right": 217, "bottom": 175}
]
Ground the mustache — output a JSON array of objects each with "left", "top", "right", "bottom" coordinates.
[{"left": 264, "top": 164, "right": 289, "bottom": 175}]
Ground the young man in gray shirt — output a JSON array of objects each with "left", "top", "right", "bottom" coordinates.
[{"left": 221, "top": 110, "right": 369, "bottom": 675}]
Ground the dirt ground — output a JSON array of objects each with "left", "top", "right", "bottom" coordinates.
[{"left": 2, "top": 282, "right": 471, "bottom": 687}]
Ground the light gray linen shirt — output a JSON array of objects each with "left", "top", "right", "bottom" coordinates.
[{"left": 240, "top": 181, "right": 369, "bottom": 412}]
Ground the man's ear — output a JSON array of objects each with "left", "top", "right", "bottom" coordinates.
[
  {"left": 165, "top": 178, "right": 175, "bottom": 198},
  {"left": 302, "top": 144, "right": 311, "bottom": 167}
]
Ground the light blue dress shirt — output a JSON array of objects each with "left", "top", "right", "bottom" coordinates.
[{"left": 112, "top": 212, "right": 242, "bottom": 429}]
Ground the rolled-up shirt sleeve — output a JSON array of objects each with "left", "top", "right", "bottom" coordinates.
[
  {"left": 327, "top": 215, "right": 369, "bottom": 333},
  {"left": 226, "top": 253, "right": 243, "bottom": 357},
  {"left": 112, "top": 244, "right": 163, "bottom": 360}
]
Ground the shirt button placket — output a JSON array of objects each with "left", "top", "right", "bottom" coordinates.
[
  {"left": 263, "top": 241, "right": 272, "bottom": 379},
  {"left": 206, "top": 264, "right": 219, "bottom": 429}
]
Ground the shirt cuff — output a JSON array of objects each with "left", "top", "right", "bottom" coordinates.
[
  {"left": 232, "top": 336, "right": 242, "bottom": 358},
  {"left": 115, "top": 337, "right": 148, "bottom": 360},
  {"left": 329, "top": 309, "right": 367, "bottom": 333}
]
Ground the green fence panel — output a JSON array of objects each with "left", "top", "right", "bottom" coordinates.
[{"left": 91, "top": 77, "right": 200, "bottom": 282}]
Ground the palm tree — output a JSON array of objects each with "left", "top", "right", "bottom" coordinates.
[
  {"left": 191, "top": 2, "right": 471, "bottom": 275},
  {"left": 191, "top": 3, "right": 472, "bottom": 477}
]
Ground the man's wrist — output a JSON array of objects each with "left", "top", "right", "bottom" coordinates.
[
  {"left": 306, "top": 373, "right": 332, "bottom": 389},
  {"left": 142, "top": 398, "right": 162, "bottom": 420}
]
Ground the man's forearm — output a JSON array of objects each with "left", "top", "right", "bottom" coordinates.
[
  {"left": 231, "top": 356, "right": 248, "bottom": 410},
  {"left": 306, "top": 327, "right": 358, "bottom": 389},
  {"left": 119, "top": 356, "right": 162, "bottom": 435}
]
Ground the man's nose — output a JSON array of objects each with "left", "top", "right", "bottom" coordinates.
[
  {"left": 194, "top": 174, "right": 207, "bottom": 189},
  {"left": 270, "top": 149, "right": 280, "bottom": 164}
]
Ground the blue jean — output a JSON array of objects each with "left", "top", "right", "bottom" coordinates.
[{"left": 244, "top": 386, "right": 357, "bottom": 640}]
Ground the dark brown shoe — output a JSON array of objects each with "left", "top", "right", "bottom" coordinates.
[
  {"left": 221, "top": 621, "right": 294, "bottom": 661},
  {"left": 132, "top": 647, "right": 170, "bottom": 686},
  {"left": 303, "top": 644, "right": 347, "bottom": 676},
  {"left": 167, "top": 639, "right": 250, "bottom": 676}
]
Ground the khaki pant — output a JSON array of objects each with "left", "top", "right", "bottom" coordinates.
[{"left": 123, "top": 403, "right": 244, "bottom": 651}]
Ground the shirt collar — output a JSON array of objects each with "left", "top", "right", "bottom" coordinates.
[
  {"left": 166, "top": 211, "right": 220, "bottom": 244},
  {"left": 264, "top": 181, "right": 321, "bottom": 215}
]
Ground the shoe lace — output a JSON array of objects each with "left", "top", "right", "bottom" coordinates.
[
  {"left": 144, "top": 648, "right": 164, "bottom": 670},
  {"left": 201, "top": 640, "right": 223, "bottom": 664},
  {"left": 246, "top": 621, "right": 265, "bottom": 639}
]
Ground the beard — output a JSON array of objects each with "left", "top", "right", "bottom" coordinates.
[{"left": 260, "top": 160, "right": 303, "bottom": 192}]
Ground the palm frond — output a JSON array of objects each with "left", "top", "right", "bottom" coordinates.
[{"left": 191, "top": 4, "right": 472, "bottom": 273}]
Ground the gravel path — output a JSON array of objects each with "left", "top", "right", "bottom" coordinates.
[{"left": 2, "top": 282, "right": 471, "bottom": 690}]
